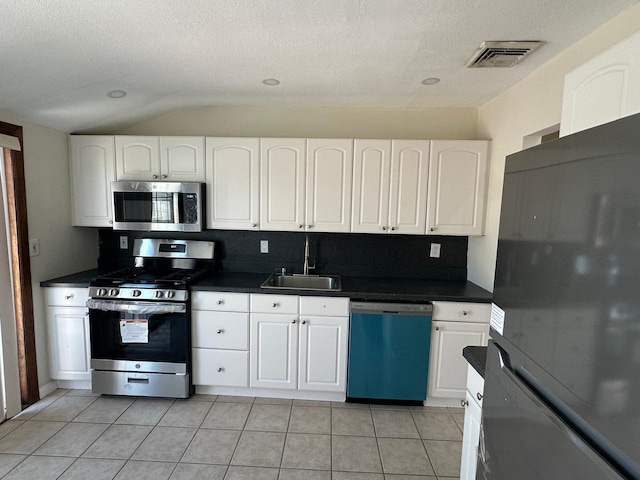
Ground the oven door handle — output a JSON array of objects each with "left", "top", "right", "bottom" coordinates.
[{"left": 86, "top": 299, "right": 186, "bottom": 315}]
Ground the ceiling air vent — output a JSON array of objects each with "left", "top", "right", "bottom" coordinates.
[{"left": 466, "top": 41, "right": 543, "bottom": 68}]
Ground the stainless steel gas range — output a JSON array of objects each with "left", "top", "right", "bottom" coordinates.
[{"left": 87, "top": 238, "right": 214, "bottom": 398}]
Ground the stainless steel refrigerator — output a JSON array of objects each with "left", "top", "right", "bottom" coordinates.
[{"left": 481, "top": 113, "right": 640, "bottom": 479}]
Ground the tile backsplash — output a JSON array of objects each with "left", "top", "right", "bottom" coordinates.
[{"left": 98, "top": 229, "right": 468, "bottom": 280}]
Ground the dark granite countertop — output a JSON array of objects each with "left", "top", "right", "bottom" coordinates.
[
  {"left": 40, "top": 269, "right": 493, "bottom": 304},
  {"left": 463, "top": 345, "right": 487, "bottom": 378}
]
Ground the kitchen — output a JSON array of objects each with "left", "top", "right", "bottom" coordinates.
[{"left": 1, "top": 1, "right": 640, "bottom": 479}]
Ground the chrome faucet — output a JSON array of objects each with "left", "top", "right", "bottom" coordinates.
[{"left": 302, "top": 235, "right": 315, "bottom": 275}]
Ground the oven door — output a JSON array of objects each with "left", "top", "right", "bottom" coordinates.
[{"left": 88, "top": 299, "right": 189, "bottom": 373}]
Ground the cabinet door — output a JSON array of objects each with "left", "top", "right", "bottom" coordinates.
[
  {"left": 115, "top": 136, "right": 160, "bottom": 181},
  {"left": 352, "top": 140, "right": 392, "bottom": 233},
  {"left": 160, "top": 136, "right": 205, "bottom": 182},
  {"left": 69, "top": 135, "right": 116, "bottom": 227},
  {"left": 260, "top": 138, "right": 306, "bottom": 231},
  {"left": 47, "top": 307, "right": 90, "bottom": 381},
  {"left": 460, "top": 391, "right": 482, "bottom": 480},
  {"left": 298, "top": 315, "right": 348, "bottom": 392},
  {"left": 388, "top": 140, "right": 430, "bottom": 234},
  {"left": 560, "top": 32, "right": 640, "bottom": 136},
  {"left": 250, "top": 313, "right": 298, "bottom": 389},
  {"left": 206, "top": 138, "right": 260, "bottom": 230},
  {"left": 427, "top": 321, "right": 489, "bottom": 399},
  {"left": 306, "top": 139, "right": 353, "bottom": 232},
  {"left": 427, "top": 140, "right": 489, "bottom": 236}
]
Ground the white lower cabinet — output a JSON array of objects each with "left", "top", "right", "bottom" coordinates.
[
  {"left": 427, "top": 302, "right": 490, "bottom": 401},
  {"left": 460, "top": 364, "right": 484, "bottom": 480},
  {"left": 191, "top": 292, "right": 250, "bottom": 388},
  {"left": 250, "top": 294, "right": 349, "bottom": 394},
  {"left": 45, "top": 288, "right": 91, "bottom": 381}
]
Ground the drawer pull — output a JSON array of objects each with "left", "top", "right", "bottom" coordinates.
[
  {"left": 272, "top": 302, "right": 279, "bottom": 308},
  {"left": 461, "top": 399, "right": 469, "bottom": 407},
  {"left": 217, "top": 367, "right": 224, "bottom": 372},
  {"left": 216, "top": 329, "right": 224, "bottom": 334},
  {"left": 64, "top": 295, "right": 73, "bottom": 300},
  {"left": 462, "top": 311, "right": 469, "bottom": 316},
  {"left": 477, "top": 392, "right": 483, "bottom": 401},
  {"left": 217, "top": 300, "right": 224, "bottom": 305}
]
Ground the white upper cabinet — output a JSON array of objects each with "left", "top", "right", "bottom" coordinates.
[
  {"left": 427, "top": 140, "right": 489, "bottom": 236},
  {"left": 352, "top": 139, "right": 430, "bottom": 234},
  {"left": 352, "top": 140, "right": 392, "bottom": 233},
  {"left": 160, "top": 136, "right": 205, "bottom": 182},
  {"left": 206, "top": 138, "right": 260, "bottom": 230},
  {"left": 260, "top": 138, "right": 306, "bottom": 231},
  {"left": 115, "top": 136, "right": 205, "bottom": 181},
  {"left": 306, "top": 139, "right": 353, "bottom": 233},
  {"left": 389, "top": 140, "right": 430, "bottom": 234},
  {"left": 69, "top": 135, "right": 116, "bottom": 227},
  {"left": 561, "top": 32, "right": 640, "bottom": 137}
]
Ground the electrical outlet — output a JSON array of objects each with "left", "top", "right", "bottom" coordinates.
[
  {"left": 119, "top": 236, "right": 129, "bottom": 249},
  {"left": 260, "top": 240, "right": 269, "bottom": 254},
  {"left": 29, "top": 238, "right": 40, "bottom": 257},
  {"left": 430, "top": 243, "right": 441, "bottom": 258}
]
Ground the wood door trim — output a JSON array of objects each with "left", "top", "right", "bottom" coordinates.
[{"left": 0, "top": 121, "right": 39, "bottom": 406}]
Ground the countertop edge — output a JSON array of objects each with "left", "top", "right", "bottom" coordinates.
[{"left": 462, "top": 346, "right": 487, "bottom": 378}]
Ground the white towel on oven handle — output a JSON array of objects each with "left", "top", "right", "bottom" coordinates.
[{"left": 86, "top": 299, "right": 186, "bottom": 314}]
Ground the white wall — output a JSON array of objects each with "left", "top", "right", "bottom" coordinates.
[
  {"left": 468, "top": 2, "right": 640, "bottom": 291},
  {"left": 0, "top": 112, "right": 98, "bottom": 392},
  {"left": 115, "top": 105, "right": 480, "bottom": 139}
]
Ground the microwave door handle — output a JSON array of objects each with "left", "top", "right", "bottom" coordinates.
[{"left": 174, "top": 192, "right": 181, "bottom": 224}]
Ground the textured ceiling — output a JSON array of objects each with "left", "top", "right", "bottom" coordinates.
[{"left": 0, "top": 0, "right": 637, "bottom": 133}]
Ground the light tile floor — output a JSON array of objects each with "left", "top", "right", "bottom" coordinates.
[{"left": 0, "top": 389, "right": 464, "bottom": 479}]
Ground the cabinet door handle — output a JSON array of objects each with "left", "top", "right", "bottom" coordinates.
[
  {"left": 292, "top": 319, "right": 296, "bottom": 324},
  {"left": 461, "top": 399, "right": 469, "bottom": 407},
  {"left": 152, "top": 174, "right": 159, "bottom": 179},
  {"left": 109, "top": 220, "right": 113, "bottom": 224},
  {"left": 382, "top": 226, "right": 387, "bottom": 231},
  {"left": 307, "top": 224, "right": 313, "bottom": 229},
  {"left": 216, "top": 329, "right": 224, "bottom": 334},
  {"left": 252, "top": 223, "right": 257, "bottom": 228},
  {"left": 161, "top": 174, "right": 168, "bottom": 179},
  {"left": 217, "top": 300, "right": 224, "bottom": 305},
  {"left": 477, "top": 392, "right": 483, "bottom": 401},
  {"left": 301, "top": 320, "right": 307, "bottom": 325},
  {"left": 298, "top": 224, "right": 303, "bottom": 229},
  {"left": 217, "top": 367, "right": 224, "bottom": 372},
  {"left": 430, "top": 227, "right": 435, "bottom": 232},
  {"left": 390, "top": 226, "right": 396, "bottom": 231},
  {"left": 435, "top": 326, "right": 440, "bottom": 331},
  {"left": 64, "top": 295, "right": 73, "bottom": 300}
]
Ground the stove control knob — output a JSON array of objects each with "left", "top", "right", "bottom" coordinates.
[
  {"left": 166, "top": 291, "right": 176, "bottom": 299},
  {"left": 132, "top": 290, "right": 142, "bottom": 297},
  {"left": 97, "top": 288, "right": 108, "bottom": 296},
  {"left": 109, "top": 289, "right": 119, "bottom": 297},
  {"left": 155, "top": 291, "right": 164, "bottom": 298}
]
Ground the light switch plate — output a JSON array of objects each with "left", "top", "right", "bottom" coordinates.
[
  {"left": 29, "top": 238, "right": 40, "bottom": 257},
  {"left": 430, "top": 243, "right": 441, "bottom": 258},
  {"left": 260, "top": 240, "right": 269, "bottom": 254}
]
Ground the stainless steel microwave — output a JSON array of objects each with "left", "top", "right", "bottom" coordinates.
[{"left": 112, "top": 181, "right": 204, "bottom": 232}]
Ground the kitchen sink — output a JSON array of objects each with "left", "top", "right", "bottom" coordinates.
[{"left": 260, "top": 274, "right": 342, "bottom": 291}]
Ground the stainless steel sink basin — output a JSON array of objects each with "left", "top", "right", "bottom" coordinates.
[{"left": 260, "top": 274, "right": 342, "bottom": 291}]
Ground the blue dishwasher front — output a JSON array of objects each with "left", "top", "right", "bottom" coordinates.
[{"left": 347, "top": 302, "right": 432, "bottom": 403}]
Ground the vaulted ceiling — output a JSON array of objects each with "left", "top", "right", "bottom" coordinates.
[{"left": 1, "top": 0, "right": 637, "bottom": 133}]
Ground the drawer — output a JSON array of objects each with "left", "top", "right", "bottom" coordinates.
[
  {"left": 299, "top": 296, "right": 349, "bottom": 317},
  {"left": 432, "top": 302, "right": 491, "bottom": 323},
  {"left": 466, "top": 363, "right": 485, "bottom": 407},
  {"left": 45, "top": 287, "right": 89, "bottom": 307},
  {"left": 191, "top": 311, "right": 249, "bottom": 350},
  {"left": 191, "top": 291, "right": 249, "bottom": 312},
  {"left": 192, "top": 348, "right": 248, "bottom": 387},
  {"left": 250, "top": 294, "right": 298, "bottom": 314}
]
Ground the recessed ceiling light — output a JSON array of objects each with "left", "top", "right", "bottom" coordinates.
[
  {"left": 421, "top": 77, "right": 440, "bottom": 86},
  {"left": 262, "top": 78, "right": 280, "bottom": 86},
  {"left": 107, "top": 90, "right": 127, "bottom": 98}
]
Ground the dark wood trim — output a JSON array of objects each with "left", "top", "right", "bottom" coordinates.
[{"left": 1, "top": 121, "right": 39, "bottom": 406}]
